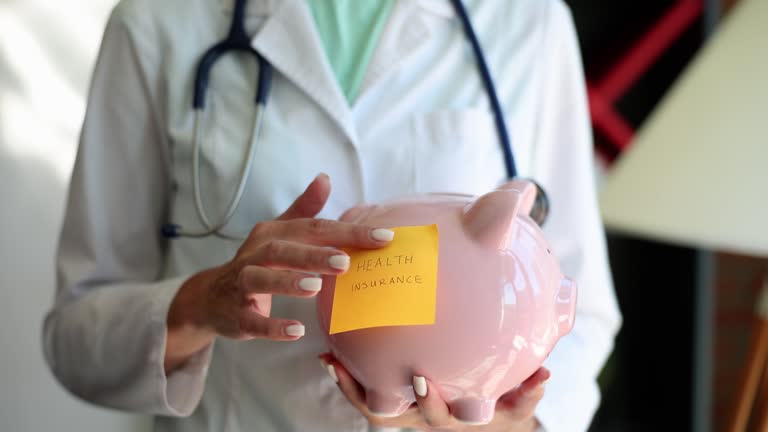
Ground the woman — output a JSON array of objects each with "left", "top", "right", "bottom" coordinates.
[{"left": 44, "top": 0, "right": 621, "bottom": 431}]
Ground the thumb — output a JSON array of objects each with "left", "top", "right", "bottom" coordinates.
[{"left": 277, "top": 174, "right": 331, "bottom": 220}]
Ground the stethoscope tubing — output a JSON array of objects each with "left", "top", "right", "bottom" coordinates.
[
  {"left": 162, "top": 56, "right": 272, "bottom": 240},
  {"left": 448, "top": 0, "right": 517, "bottom": 181},
  {"left": 163, "top": 0, "right": 530, "bottom": 240}
]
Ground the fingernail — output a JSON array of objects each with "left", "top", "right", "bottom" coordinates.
[
  {"left": 327, "top": 364, "right": 339, "bottom": 383},
  {"left": 329, "top": 255, "right": 350, "bottom": 271},
  {"left": 413, "top": 376, "right": 427, "bottom": 397},
  {"left": 370, "top": 228, "right": 395, "bottom": 242},
  {"left": 299, "top": 277, "right": 323, "bottom": 292},
  {"left": 284, "top": 324, "right": 305, "bottom": 337}
]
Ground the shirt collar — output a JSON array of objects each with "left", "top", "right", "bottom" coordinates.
[
  {"left": 218, "top": 0, "right": 277, "bottom": 16},
  {"left": 218, "top": 0, "right": 455, "bottom": 19}
]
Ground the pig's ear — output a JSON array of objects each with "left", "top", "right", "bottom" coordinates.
[
  {"left": 496, "top": 179, "right": 537, "bottom": 216},
  {"left": 463, "top": 189, "right": 521, "bottom": 248}
]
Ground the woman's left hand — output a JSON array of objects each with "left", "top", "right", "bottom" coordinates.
[{"left": 319, "top": 354, "right": 548, "bottom": 432}]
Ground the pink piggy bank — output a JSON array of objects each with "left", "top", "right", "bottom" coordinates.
[{"left": 316, "top": 180, "right": 577, "bottom": 425}]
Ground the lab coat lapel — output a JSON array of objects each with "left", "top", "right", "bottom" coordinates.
[
  {"left": 250, "top": 0, "right": 358, "bottom": 145},
  {"left": 356, "top": 0, "right": 449, "bottom": 102}
]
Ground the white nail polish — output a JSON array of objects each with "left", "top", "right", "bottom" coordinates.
[
  {"left": 327, "top": 364, "right": 339, "bottom": 383},
  {"left": 299, "top": 277, "right": 322, "bottom": 292},
  {"left": 329, "top": 255, "right": 350, "bottom": 271},
  {"left": 371, "top": 228, "right": 395, "bottom": 242},
  {"left": 413, "top": 376, "right": 427, "bottom": 397},
  {"left": 284, "top": 324, "right": 305, "bottom": 337}
]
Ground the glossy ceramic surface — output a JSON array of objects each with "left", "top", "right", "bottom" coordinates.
[{"left": 316, "top": 180, "right": 577, "bottom": 424}]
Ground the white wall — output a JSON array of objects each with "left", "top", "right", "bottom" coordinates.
[{"left": 0, "top": 1, "right": 151, "bottom": 430}]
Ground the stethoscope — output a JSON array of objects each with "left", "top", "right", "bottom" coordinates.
[{"left": 162, "top": 0, "right": 548, "bottom": 240}]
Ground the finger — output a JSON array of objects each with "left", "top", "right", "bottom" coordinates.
[
  {"left": 319, "top": 355, "right": 369, "bottom": 414},
  {"left": 319, "top": 354, "right": 427, "bottom": 429},
  {"left": 497, "top": 367, "right": 549, "bottom": 420},
  {"left": 514, "top": 367, "right": 549, "bottom": 396},
  {"left": 240, "top": 311, "right": 306, "bottom": 341},
  {"left": 277, "top": 174, "right": 331, "bottom": 221},
  {"left": 412, "top": 375, "right": 454, "bottom": 428},
  {"left": 249, "top": 240, "right": 351, "bottom": 274},
  {"left": 239, "top": 266, "right": 322, "bottom": 298},
  {"left": 273, "top": 218, "right": 395, "bottom": 248}
]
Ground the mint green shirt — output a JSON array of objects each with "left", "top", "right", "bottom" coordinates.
[{"left": 306, "top": 0, "right": 395, "bottom": 104}]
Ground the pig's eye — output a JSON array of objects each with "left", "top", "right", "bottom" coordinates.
[{"left": 546, "top": 248, "right": 551, "bottom": 254}]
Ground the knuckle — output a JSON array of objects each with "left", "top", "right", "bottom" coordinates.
[
  {"left": 267, "top": 320, "right": 285, "bottom": 339},
  {"left": 304, "top": 249, "right": 324, "bottom": 269},
  {"left": 211, "top": 262, "right": 241, "bottom": 299},
  {"left": 262, "top": 240, "right": 285, "bottom": 263},
  {"left": 240, "top": 267, "right": 277, "bottom": 294},
  {"left": 532, "top": 387, "right": 546, "bottom": 402},
  {"left": 237, "top": 313, "right": 257, "bottom": 337},
  {"left": 528, "top": 385, "right": 546, "bottom": 401},
  {"left": 249, "top": 221, "right": 271, "bottom": 239},
  {"left": 307, "top": 218, "right": 332, "bottom": 236},
  {"left": 270, "top": 271, "right": 290, "bottom": 293},
  {"left": 236, "top": 266, "right": 251, "bottom": 291},
  {"left": 241, "top": 315, "right": 280, "bottom": 340},
  {"left": 356, "top": 226, "right": 373, "bottom": 244}
]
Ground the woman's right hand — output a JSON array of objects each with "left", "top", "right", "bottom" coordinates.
[{"left": 164, "top": 174, "right": 394, "bottom": 372}]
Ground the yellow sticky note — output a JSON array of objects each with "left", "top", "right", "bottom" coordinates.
[{"left": 329, "top": 224, "right": 439, "bottom": 334}]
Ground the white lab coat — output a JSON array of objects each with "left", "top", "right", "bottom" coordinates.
[{"left": 43, "top": 0, "right": 621, "bottom": 431}]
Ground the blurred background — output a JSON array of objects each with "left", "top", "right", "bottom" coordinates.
[
  {"left": 0, "top": 0, "right": 765, "bottom": 431},
  {"left": 0, "top": 1, "right": 150, "bottom": 431}
]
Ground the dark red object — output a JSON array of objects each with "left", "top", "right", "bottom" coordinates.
[{"left": 588, "top": 0, "right": 703, "bottom": 160}]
